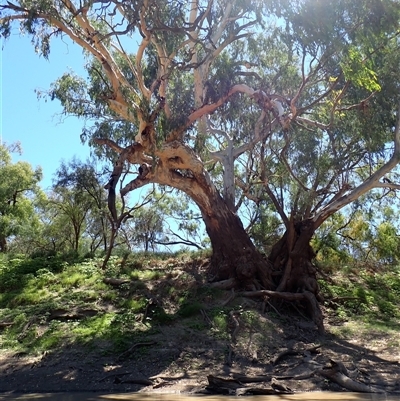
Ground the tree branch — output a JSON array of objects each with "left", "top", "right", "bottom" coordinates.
[{"left": 315, "top": 101, "right": 400, "bottom": 227}]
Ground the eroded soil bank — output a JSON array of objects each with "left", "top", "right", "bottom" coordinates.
[
  {"left": 1, "top": 318, "right": 399, "bottom": 396},
  {"left": 1, "top": 257, "right": 399, "bottom": 396}
]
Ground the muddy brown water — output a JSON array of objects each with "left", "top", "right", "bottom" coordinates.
[{"left": 0, "top": 393, "right": 398, "bottom": 401}]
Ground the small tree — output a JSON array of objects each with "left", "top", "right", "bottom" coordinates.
[
  {"left": 54, "top": 157, "right": 109, "bottom": 252},
  {"left": 47, "top": 187, "right": 90, "bottom": 252},
  {"left": 0, "top": 143, "right": 42, "bottom": 252},
  {"left": 131, "top": 206, "right": 164, "bottom": 252}
]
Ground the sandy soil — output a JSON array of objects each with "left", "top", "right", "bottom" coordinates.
[{"left": 1, "top": 309, "right": 399, "bottom": 396}]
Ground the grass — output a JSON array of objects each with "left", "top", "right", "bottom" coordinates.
[
  {"left": 1, "top": 251, "right": 400, "bottom": 357},
  {"left": 0, "top": 251, "right": 214, "bottom": 355},
  {"left": 319, "top": 262, "right": 400, "bottom": 341}
]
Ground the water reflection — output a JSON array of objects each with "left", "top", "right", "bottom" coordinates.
[{"left": 0, "top": 393, "right": 398, "bottom": 401}]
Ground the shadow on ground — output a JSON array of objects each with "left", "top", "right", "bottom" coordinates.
[{"left": 1, "top": 257, "right": 399, "bottom": 395}]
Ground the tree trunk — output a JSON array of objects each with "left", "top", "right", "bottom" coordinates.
[
  {"left": 0, "top": 236, "right": 7, "bottom": 252},
  {"left": 199, "top": 191, "right": 274, "bottom": 290},
  {"left": 267, "top": 218, "right": 325, "bottom": 331},
  {"left": 102, "top": 224, "right": 117, "bottom": 269},
  {"left": 98, "top": 139, "right": 325, "bottom": 329},
  {"left": 269, "top": 218, "right": 323, "bottom": 302},
  {"left": 74, "top": 226, "right": 80, "bottom": 252}
]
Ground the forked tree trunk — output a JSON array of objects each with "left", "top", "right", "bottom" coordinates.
[
  {"left": 267, "top": 218, "right": 325, "bottom": 333},
  {"left": 100, "top": 139, "right": 325, "bottom": 331},
  {"left": 269, "top": 218, "right": 322, "bottom": 302}
]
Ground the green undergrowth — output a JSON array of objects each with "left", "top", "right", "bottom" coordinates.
[
  {"left": 0, "top": 251, "right": 399, "bottom": 356},
  {"left": 0, "top": 251, "right": 216, "bottom": 354},
  {"left": 319, "top": 262, "right": 400, "bottom": 338}
]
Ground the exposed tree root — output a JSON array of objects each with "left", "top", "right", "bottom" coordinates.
[
  {"left": 208, "top": 278, "right": 237, "bottom": 290},
  {"left": 116, "top": 341, "right": 156, "bottom": 361},
  {"left": 206, "top": 283, "right": 325, "bottom": 334},
  {"left": 240, "top": 289, "right": 325, "bottom": 334}
]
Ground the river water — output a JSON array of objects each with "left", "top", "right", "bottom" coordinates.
[{"left": 0, "top": 393, "right": 398, "bottom": 401}]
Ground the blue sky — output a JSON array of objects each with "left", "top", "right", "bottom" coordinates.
[{"left": 1, "top": 33, "right": 92, "bottom": 190}]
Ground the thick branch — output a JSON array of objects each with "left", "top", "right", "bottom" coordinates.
[
  {"left": 315, "top": 101, "right": 400, "bottom": 227},
  {"left": 169, "top": 85, "right": 280, "bottom": 142}
]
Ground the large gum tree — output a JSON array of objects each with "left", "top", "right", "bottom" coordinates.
[{"left": 2, "top": 0, "right": 400, "bottom": 330}]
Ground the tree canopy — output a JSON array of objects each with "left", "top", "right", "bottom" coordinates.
[{"left": 2, "top": 0, "right": 400, "bottom": 328}]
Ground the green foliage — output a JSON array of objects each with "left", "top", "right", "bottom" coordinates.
[
  {"left": 372, "top": 222, "right": 400, "bottom": 263},
  {"left": 0, "top": 144, "right": 42, "bottom": 252},
  {"left": 211, "top": 309, "right": 228, "bottom": 333},
  {"left": 341, "top": 47, "right": 381, "bottom": 92},
  {"left": 178, "top": 301, "right": 203, "bottom": 318},
  {"left": 321, "top": 263, "right": 400, "bottom": 325},
  {"left": 121, "top": 297, "right": 147, "bottom": 312},
  {"left": 0, "top": 250, "right": 399, "bottom": 361}
]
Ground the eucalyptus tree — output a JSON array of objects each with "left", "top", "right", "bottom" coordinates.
[
  {"left": 243, "top": 24, "right": 400, "bottom": 295},
  {"left": 2, "top": 0, "right": 400, "bottom": 327},
  {"left": 0, "top": 143, "right": 42, "bottom": 252},
  {"left": 48, "top": 186, "right": 91, "bottom": 252},
  {"left": 55, "top": 157, "right": 109, "bottom": 251},
  {"left": 129, "top": 206, "right": 164, "bottom": 252}
]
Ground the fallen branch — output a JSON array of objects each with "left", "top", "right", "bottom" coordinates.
[
  {"left": 236, "top": 387, "right": 288, "bottom": 396},
  {"left": 206, "top": 375, "right": 293, "bottom": 396},
  {"left": 273, "top": 344, "right": 321, "bottom": 365},
  {"left": 319, "top": 369, "right": 384, "bottom": 393},
  {"left": 230, "top": 374, "right": 270, "bottom": 383},
  {"left": 318, "top": 360, "right": 385, "bottom": 393},
  {"left": 207, "top": 375, "right": 242, "bottom": 388},
  {"left": 103, "top": 277, "right": 131, "bottom": 287},
  {"left": 17, "top": 317, "right": 37, "bottom": 341},
  {"left": 0, "top": 322, "right": 13, "bottom": 330}
]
